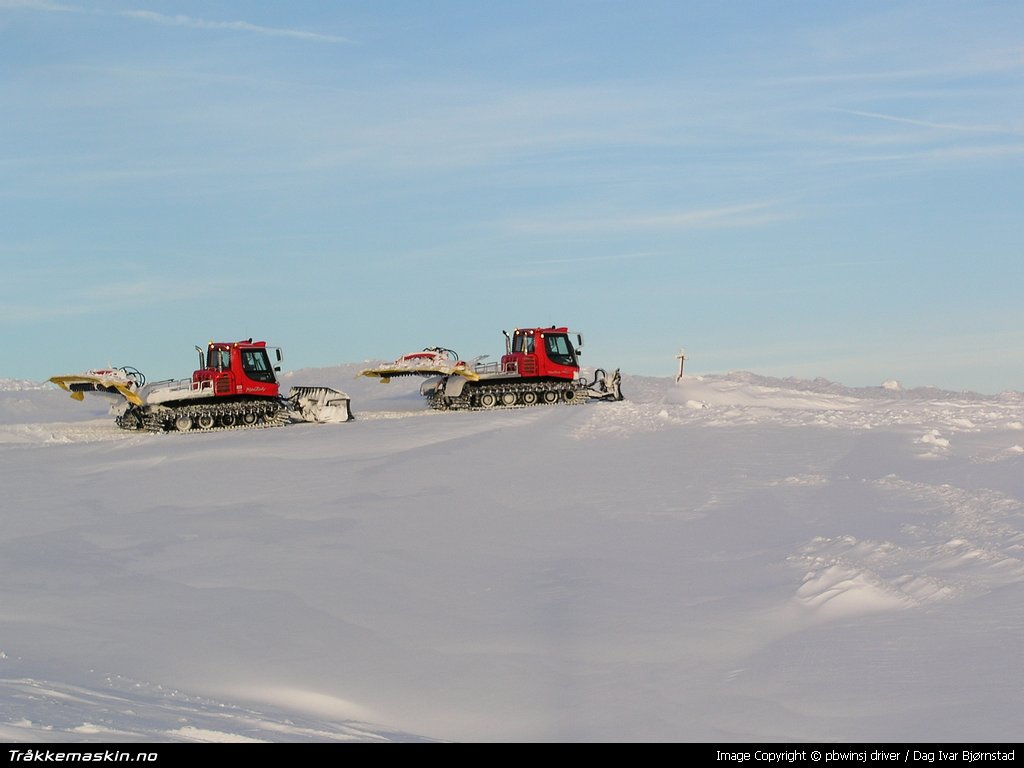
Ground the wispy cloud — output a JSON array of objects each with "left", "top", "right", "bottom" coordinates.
[
  {"left": 116, "top": 10, "right": 351, "bottom": 44},
  {"left": 525, "top": 251, "right": 662, "bottom": 266},
  {"left": 773, "top": 46, "right": 1024, "bottom": 87},
  {"left": 0, "top": 277, "right": 228, "bottom": 325},
  {"left": 0, "top": 0, "right": 76, "bottom": 10},
  {"left": 504, "top": 202, "right": 789, "bottom": 235},
  {"left": 0, "top": 1, "right": 351, "bottom": 43},
  {"left": 830, "top": 108, "right": 1020, "bottom": 136},
  {"left": 815, "top": 143, "right": 1024, "bottom": 168}
]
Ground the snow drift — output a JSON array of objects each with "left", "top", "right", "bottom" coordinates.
[{"left": 1, "top": 368, "right": 1022, "bottom": 742}]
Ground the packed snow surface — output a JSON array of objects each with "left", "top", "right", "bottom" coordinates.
[{"left": 2, "top": 367, "right": 1023, "bottom": 742}]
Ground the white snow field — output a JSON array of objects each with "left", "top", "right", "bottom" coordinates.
[{"left": 1, "top": 366, "right": 1022, "bottom": 743}]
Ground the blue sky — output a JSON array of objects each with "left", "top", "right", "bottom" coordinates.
[{"left": 2, "top": 1, "right": 1023, "bottom": 392}]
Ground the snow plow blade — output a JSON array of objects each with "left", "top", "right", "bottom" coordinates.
[
  {"left": 360, "top": 347, "right": 480, "bottom": 383},
  {"left": 49, "top": 369, "right": 145, "bottom": 406},
  {"left": 288, "top": 386, "right": 353, "bottom": 423},
  {"left": 587, "top": 368, "right": 624, "bottom": 402}
]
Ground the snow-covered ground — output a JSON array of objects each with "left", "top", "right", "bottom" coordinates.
[{"left": 2, "top": 367, "right": 1022, "bottom": 742}]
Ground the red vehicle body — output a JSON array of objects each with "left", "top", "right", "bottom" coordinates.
[
  {"left": 500, "top": 326, "right": 582, "bottom": 382},
  {"left": 193, "top": 340, "right": 282, "bottom": 400}
]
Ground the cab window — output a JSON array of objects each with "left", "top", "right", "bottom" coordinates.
[
  {"left": 512, "top": 333, "right": 535, "bottom": 354},
  {"left": 241, "top": 349, "right": 275, "bottom": 382},
  {"left": 208, "top": 349, "right": 231, "bottom": 370},
  {"left": 545, "top": 334, "right": 576, "bottom": 366}
]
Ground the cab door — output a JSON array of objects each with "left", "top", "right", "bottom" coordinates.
[{"left": 537, "top": 331, "right": 579, "bottom": 379}]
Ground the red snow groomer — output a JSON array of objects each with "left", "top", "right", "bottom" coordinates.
[{"left": 361, "top": 326, "right": 623, "bottom": 410}]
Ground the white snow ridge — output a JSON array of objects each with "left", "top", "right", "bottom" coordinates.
[{"left": 1, "top": 370, "right": 1023, "bottom": 742}]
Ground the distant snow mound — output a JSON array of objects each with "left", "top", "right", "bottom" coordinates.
[
  {"left": 674, "top": 371, "right": 994, "bottom": 403},
  {"left": 0, "top": 380, "right": 114, "bottom": 427},
  {"left": 0, "top": 379, "right": 48, "bottom": 392},
  {"left": 667, "top": 372, "right": 861, "bottom": 411}
]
